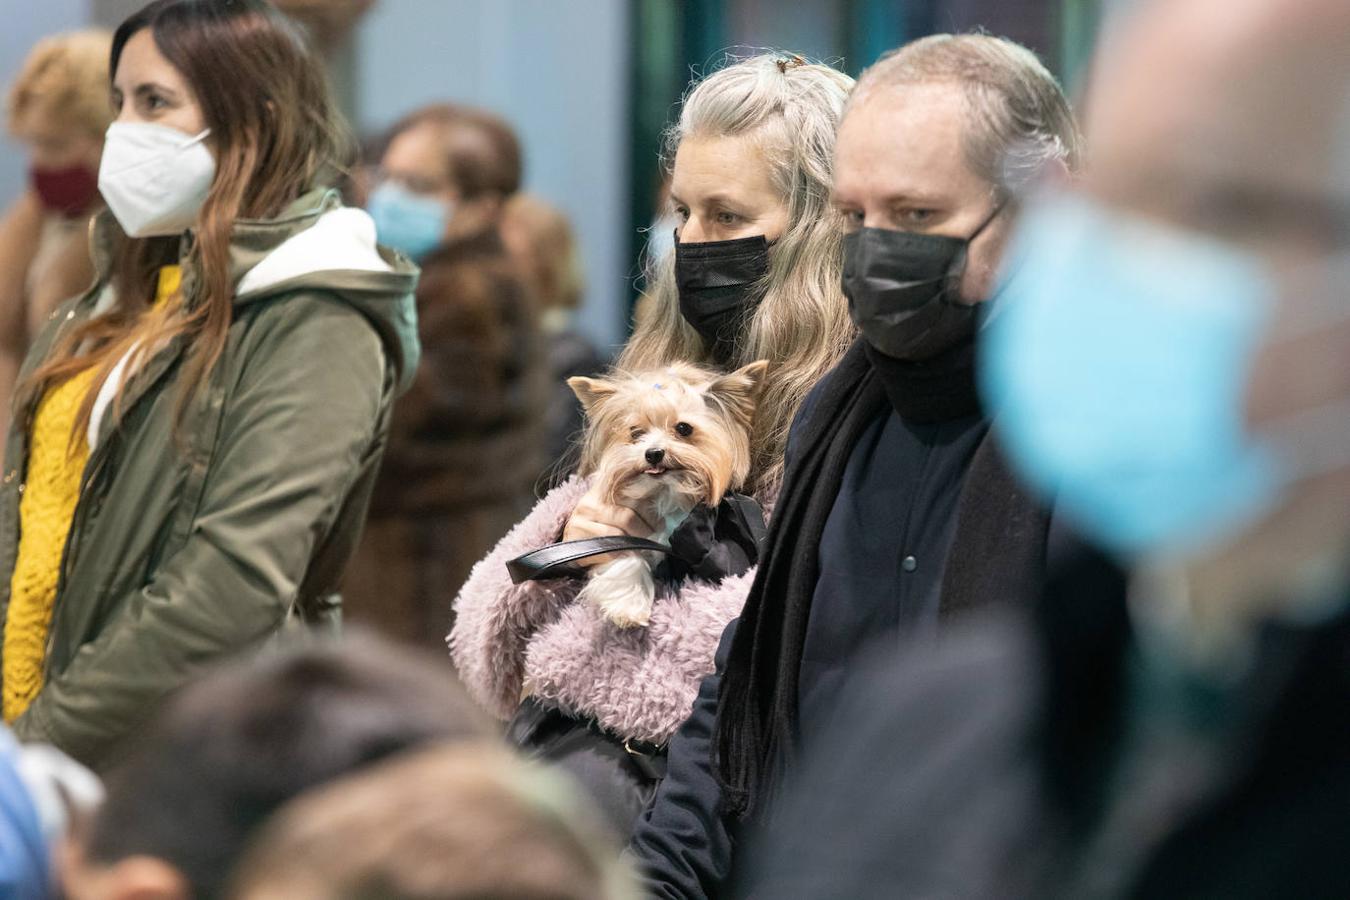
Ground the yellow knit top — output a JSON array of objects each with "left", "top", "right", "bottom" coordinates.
[{"left": 2, "top": 266, "right": 181, "bottom": 722}]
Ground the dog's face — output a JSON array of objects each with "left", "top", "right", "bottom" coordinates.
[{"left": 570, "top": 361, "right": 769, "bottom": 508}]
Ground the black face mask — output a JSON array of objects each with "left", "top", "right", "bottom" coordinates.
[
  {"left": 842, "top": 206, "right": 1002, "bottom": 361},
  {"left": 675, "top": 232, "right": 771, "bottom": 364}
]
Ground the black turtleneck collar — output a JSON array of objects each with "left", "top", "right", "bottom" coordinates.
[{"left": 864, "top": 334, "right": 982, "bottom": 423}]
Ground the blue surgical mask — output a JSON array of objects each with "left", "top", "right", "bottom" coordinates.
[
  {"left": 981, "top": 193, "right": 1294, "bottom": 560},
  {"left": 366, "top": 181, "right": 451, "bottom": 259}
]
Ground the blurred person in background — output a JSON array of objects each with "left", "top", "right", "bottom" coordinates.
[
  {"left": 452, "top": 54, "right": 855, "bottom": 834},
  {"left": 60, "top": 632, "right": 492, "bottom": 900},
  {"left": 631, "top": 34, "right": 1082, "bottom": 898},
  {"left": 499, "top": 192, "right": 607, "bottom": 483},
  {"left": 0, "top": 0, "right": 418, "bottom": 769},
  {"left": 0, "top": 725, "right": 102, "bottom": 898},
  {"left": 744, "top": 0, "right": 1350, "bottom": 896},
  {"left": 229, "top": 744, "right": 637, "bottom": 900},
  {"left": 0, "top": 31, "right": 114, "bottom": 449},
  {"left": 343, "top": 103, "right": 545, "bottom": 649}
]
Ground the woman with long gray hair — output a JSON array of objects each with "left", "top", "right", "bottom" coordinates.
[{"left": 451, "top": 53, "right": 855, "bottom": 833}]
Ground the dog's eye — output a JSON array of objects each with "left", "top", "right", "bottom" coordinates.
[
  {"left": 674, "top": 422, "right": 694, "bottom": 438},
  {"left": 629, "top": 427, "right": 644, "bottom": 442}
]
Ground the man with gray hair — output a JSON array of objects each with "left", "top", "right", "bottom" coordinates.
[
  {"left": 743, "top": 0, "right": 1350, "bottom": 895},
  {"left": 631, "top": 34, "right": 1084, "bottom": 898}
]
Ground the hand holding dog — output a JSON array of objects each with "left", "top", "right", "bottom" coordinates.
[{"left": 562, "top": 489, "right": 662, "bottom": 568}]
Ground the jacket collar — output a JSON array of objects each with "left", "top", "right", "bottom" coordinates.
[{"left": 87, "top": 188, "right": 353, "bottom": 307}]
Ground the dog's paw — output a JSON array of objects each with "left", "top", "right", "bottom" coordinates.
[
  {"left": 598, "top": 590, "right": 654, "bottom": 628},
  {"left": 580, "top": 557, "right": 656, "bottom": 628}
]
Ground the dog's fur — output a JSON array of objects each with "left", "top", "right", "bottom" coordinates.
[{"left": 568, "top": 361, "right": 768, "bottom": 627}]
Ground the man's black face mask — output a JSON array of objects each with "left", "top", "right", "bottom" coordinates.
[{"left": 842, "top": 205, "right": 1002, "bottom": 361}]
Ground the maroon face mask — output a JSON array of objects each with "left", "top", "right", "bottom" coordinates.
[{"left": 30, "top": 164, "right": 101, "bottom": 217}]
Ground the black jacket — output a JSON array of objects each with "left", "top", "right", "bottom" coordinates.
[
  {"left": 630, "top": 351, "right": 1058, "bottom": 898},
  {"left": 743, "top": 544, "right": 1350, "bottom": 899}
]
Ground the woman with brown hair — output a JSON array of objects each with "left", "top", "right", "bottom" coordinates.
[{"left": 0, "top": 0, "right": 419, "bottom": 768}]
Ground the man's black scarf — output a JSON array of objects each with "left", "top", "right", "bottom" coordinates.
[{"left": 714, "top": 336, "right": 1052, "bottom": 820}]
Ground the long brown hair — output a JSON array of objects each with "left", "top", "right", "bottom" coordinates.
[{"left": 21, "top": 0, "right": 351, "bottom": 443}]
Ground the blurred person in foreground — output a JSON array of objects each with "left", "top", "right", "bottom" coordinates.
[
  {"left": 499, "top": 193, "right": 607, "bottom": 483},
  {"left": 60, "top": 632, "right": 492, "bottom": 900},
  {"left": 631, "top": 35, "right": 1081, "bottom": 897},
  {"left": 343, "top": 104, "right": 545, "bottom": 648},
  {"left": 229, "top": 744, "right": 636, "bottom": 900},
  {"left": 0, "top": 31, "right": 113, "bottom": 445},
  {"left": 744, "top": 1, "right": 1350, "bottom": 897},
  {"left": 0, "top": 725, "right": 102, "bottom": 898}
]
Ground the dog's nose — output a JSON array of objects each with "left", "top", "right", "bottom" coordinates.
[{"left": 645, "top": 447, "right": 665, "bottom": 465}]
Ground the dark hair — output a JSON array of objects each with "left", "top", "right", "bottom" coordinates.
[
  {"left": 385, "top": 103, "right": 523, "bottom": 199},
  {"left": 23, "top": 0, "right": 351, "bottom": 444},
  {"left": 84, "top": 632, "right": 493, "bottom": 899}
]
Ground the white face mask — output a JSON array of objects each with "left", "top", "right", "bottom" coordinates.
[{"left": 98, "top": 122, "right": 216, "bottom": 238}]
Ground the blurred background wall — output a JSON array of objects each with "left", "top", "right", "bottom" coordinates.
[{"left": 4, "top": 0, "right": 1106, "bottom": 348}]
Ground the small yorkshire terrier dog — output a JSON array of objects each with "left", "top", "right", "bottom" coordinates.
[{"left": 567, "top": 360, "right": 769, "bottom": 627}]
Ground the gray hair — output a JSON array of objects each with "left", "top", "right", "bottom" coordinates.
[
  {"left": 850, "top": 33, "right": 1083, "bottom": 198},
  {"left": 620, "top": 54, "right": 858, "bottom": 498}
]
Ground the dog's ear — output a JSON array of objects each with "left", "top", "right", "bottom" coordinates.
[
  {"left": 567, "top": 376, "right": 618, "bottom": 413},
  {"left": 705, "top": 360, "right": 770, "bottom": 422}
]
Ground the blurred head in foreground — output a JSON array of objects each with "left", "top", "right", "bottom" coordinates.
[
  {"left": 61, "top": 633, "right": 492, "bottom": 900},
  {"left": 229, "top": 744, "right": 636, "bottom": 900},
  {"left": 983, "top": 0, "right": 1350, "bottom": 651}
]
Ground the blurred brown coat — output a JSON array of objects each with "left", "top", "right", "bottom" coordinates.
[{"left": 343, "top": 227, "right": 546, "bottom": 647}]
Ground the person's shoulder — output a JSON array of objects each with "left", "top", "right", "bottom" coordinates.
[
  {"left": 784, "top": 341, "right": 870, "bottom": 460},
  {"left": 232, "top": 289, "right": 388, "bottom": 381},
  {"left": 793, "top": 374, "right": 833, "bottom": 430},
  {"left": 784, "top": 365, "right": 837, "bottom": 459}
]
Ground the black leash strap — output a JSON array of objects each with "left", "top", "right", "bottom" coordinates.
[{"left": 506, "top": 536, "right": 672, "bottom": 584}]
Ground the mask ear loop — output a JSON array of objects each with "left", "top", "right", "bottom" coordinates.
[
  {"left": 968, "top": 201, "right": 1006, "bottom": 244},
  {"left": 944, "top": 201, "right": 1007, "bottom": 297}
]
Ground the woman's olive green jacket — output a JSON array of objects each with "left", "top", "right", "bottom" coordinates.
[{"left": 0, "top": 190, "right": 420, "bottom": 767}]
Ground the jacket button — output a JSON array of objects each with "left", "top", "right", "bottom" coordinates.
[
  {"left": 2, "top": 470, "right": 13, "bottom": 484},
  {"left": 902, "top": 555, "right": 917, "bottom": 573}
]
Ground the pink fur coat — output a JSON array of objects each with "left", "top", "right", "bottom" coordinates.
[{"left": 449, "top": 476, "right": 762, "bottom": 745}]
